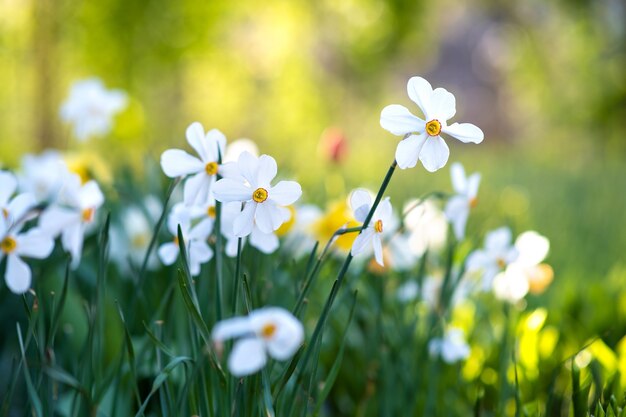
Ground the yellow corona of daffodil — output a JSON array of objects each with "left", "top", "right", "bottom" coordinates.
[
  {"left": 64, "top": 150, "right": 113, "bottom": 185},
  {"left": 310, "top": 200, "right": 359, "bottom": 252}
]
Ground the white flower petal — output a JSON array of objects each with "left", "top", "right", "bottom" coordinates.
[
  {"left": 0, "top": 171, "right": 17, "bottom": 205},
  {"left": 206, "top": 129, "right": 227, "bottom": 161},
  {"left": 249, "top": 308, "right": 304, "bottom": 361},
  {"left": 158, "top": 242, "right": 179, "bottom": 265},
  {"left": 80, "top": 181, "right": 105, "bottom": 210},
  {"left": 189, "top": 218, "right": 214, "bottom": 241},
  {"left": 39, "top": 206, "right": 80, "bottom": 237},
  {"left": 183, "top": 172, "right": 211, "bottom": 207},
  {"left": 255, "top": 202, "right": 288, "bottom": 234},
  {"left": 218, "top": 161, "right": 243, "bottom": 180},
  {"left": 5, "top": 254, "right": 31, "bottom": 294},
  {"left": 212, "top": 316, "right": 253, "bottom": 342},
  {"left": 213, "top": 178, "right": 252, "bottom": 203},
  {"left": 237, "top": 151, "right": 259, "bottom": 187},
  {"left": 429, "top": 87, "right": 456, "bottom": 121},
  {"left": 450, "top": 162, "right": 467, "bottom": 194},
  {"left": 515, "top": 231, "right": 549, "bottom": 267},
  {"left": 15, "top": 229, "right": 54, "bottom": 259},
  {"left": 62, "top": 223, "right": 85, "bottom": 269},
  {"left": 380, "top": 105, "right": 425, "bottom": 136},
  {"left": 256, "top": 155, "right": 277, "bottom": 188},
  {"left": 375, "top": 197, "right": 393, "bottom": 224},
  {"left": 395, "top": 133, "right": 427, "bottom": 169},
  {"left": 249, "top": 227, "right": 279, "bottom": 254},
  {"left": 185, "top": 122, "right": 209, "bottom": 162},
  {"left": 419, "top": 137, "right": 450, "bottom": 172},
  {"left": 351, "top": 228, "right": 374, "bottom": 256},
  {"left": 6, "top": 193, "right": 37, "bottom": 225},
  {"left": 485, "top": 227, "right": 512, "bottom": 251},
  {"left": 373, "top": 234, "right": 384, "bottom": 266},
  {"left": 349, "top": 189, "right": 372, "bottom": 223},
  {"left": 189, "top": 240, "right": 213, "bottom": 266},
  {"left": 467, "top": 173, "right": 481, "bottom": 199},
  {"left": 160, "top": 149, "right": 204, "bottom": 178},
  {"left": 444, "top": 196, "right": 469, "bottom": 240},
  {"left": 233, "top": 203, "right": 256, "bottom": 237},
  {"left": 269, "top": 181, "right": 302, "bottom": 206},
  {"left": 442, "top": 123, "right": 484, "bottom": 144},
  {"left": 228, "top": 338, "right": 267, "bottom": 377},
  {"left": 406, "top": 76, "right": 433, "bottom": 117}
]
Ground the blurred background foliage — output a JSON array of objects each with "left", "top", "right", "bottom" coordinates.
[{"left": 1, "top": 0, "right": 625, "bottom": 409}]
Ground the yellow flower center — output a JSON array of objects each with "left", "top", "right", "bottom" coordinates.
[
  {"left": 260, "top": 323, "right": 277, "bottom": 339},
  {"left": 131, "top": 233, "right": 149, "bottom": 249},
  {"left": 207, "top": 205, "right": 216, "bottom": 218},
  {"left": 82, "top": 208, "right": 95, "bottom": 223},
  {"left": 2, "top": 208, "right": 8, "bottom": 219},
  {"left": 173, "top": 236, "right": 180, "bottom": 246},
  {"left": 374, "top": 219, "right": 383, "bottom": 234},
  {"left": 426, "top": 119, "right": 442, "bottom": 136},
  {"left": 252, "top": 188, "right": 268, "bottom": 203},
  {"left": 205, "top": 162, "right": 219, "bottom": 176},
  {"left": 469, "top": 197, "right": 478, "bottom": 209},
  {"left": 0, "top": 236, "right": 17, "bottom": 254},
  {"left": 496, "top": 258, "right": 506, "bottom": 269}
]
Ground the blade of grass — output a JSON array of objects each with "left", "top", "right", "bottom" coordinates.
[{"left": 16, "top": 324, "right": 43, "bottom": 417}]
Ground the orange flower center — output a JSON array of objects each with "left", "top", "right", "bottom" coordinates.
[
  {"left": 1, "top": 208, "right": 8, "bottom": 219},
  {"left": 82, "top": 208, "right": 95, "bottom": 223},
  {"left": 205, "top": 162, "right": 219, "bottom": 176},
  {"left": 0, "top": 236, "right": 17, "bottom": 254},
  {"left": 252, "top": 188, "right": 268, "bottom": 203},
  {"left": 426, "top": 119, "right": 442, "bottom": 136},
  {"left": 469, "top": 197, "right": 478, "bottom": 208},
  {"left": 207, "top": 205, "right": 216, "bottom": 218},
  {"left": 374, "top": 219, "right": 383, "bottom": 234},
  {"left": 497, "top": 258, "right": 506, "bottom": 269},
  {"left": 260, "top": 323, "right": 277, "bottom": 339}
]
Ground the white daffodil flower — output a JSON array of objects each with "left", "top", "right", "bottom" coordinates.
[
  {"left": 349, "top": 189, "right": 394, "bottom": 267},
  {"left": 494, "top": 231, "right": 551, "bottom": 302},
  {"left": 0, "top": 171, "right": 37, "bottom": 228},
  {"left": 60, "top": 78, "right": 127, "bottom": 141},
  {"left": 212, "top": 307, "right": 304, "bottom": 377},
  {"left": 18, "top": 150, "right": 69, "bottom": 203},
  {"left": 219, "top": 200, "right": 280, "bottom": 256},
  {"left": 444, "top": 162, "right": 481, "bottom": 240},
  {"left": 161, "top": 122, "right": 240, "bottom": 207},
  {"left": 428, "top": 327, "right": 471, "bottom": 364},
  {"left": 39, "top": 174, "right": 105, "bottom": 269},
  {"left": 466, "top": 227, "right": 519, "bottom": 290},
  {"left": 1, "top": 216, "right": 54, "bottom": 294},
  {"left": 380, "top": 76, "right": 484, "bottom": 171},
  {"left": 404, "top": 199, "right": 448, "bottom": 256},
  {"left": 213, "top": 152, "right": 302, "bottom": 237},
  {"left": 157, "top": 204, "right": 213, "bottom": 276}
]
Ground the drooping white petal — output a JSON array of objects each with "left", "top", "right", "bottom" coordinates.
[
  {"left": 158, "top": 242, "right": 179, "bottom": 265},
  {"left": 212, "top": 317, "right": 254, "bottom": 342},
  {"left": 185, "top": 122, "right": 210, "bottom": 162},
  {"left": 406, "top": 76, "right": 433, "bottom": 117},
  {"left": 213, "top": 178, "right": 252, "bottom": 203},
  {"left": 429, "top": 88, "right": 456, "bottom": 121},
  {"left": 62, "top": 223, "right": 85, "bottom": 269},
  {"left": 419, "top": 137, "right": 450, "bottom": 172},
  {"left": 255, "top": 202, "right": 289, "bottom": 234},
  {"left": 395, "top": 133, "right": 427, "bottom": 170},
  {"left": 15, "top": 229, "right": 54, "bottom": 259},
  {"left": 450, "top": 162, "right": 467, "bottom": 194},
  {"left": 268, "top": 181, "right": 302, "bottom": 206},
  {"left": 80, "top": 181, "right": 105, "bottom": 210},
  {"left": 228, "top": 338, "right": 267, "bottom": 377},
  {"left": 249, "top": 227, "right": 279, "bottom": 254},
  {"left": 351, "top": 228, "right": 374, "bottom": 256},
  {"left": 350, "top": 189, "right": 372, "bottom": 223},
  {"left": 233, "top": 203, "right": 256, "bottom": 237},
  {"left": 160, "top": 149, "right": 204, "bottom": 177},
  {"left": 380, "top": 105, "right": 425, "bottom": 136},
  {"left": 5, "top": 254, "right": 31, "bottom": 294},
  {"left": 444, "top": 196, "right": 469, "bottom": 240},
  {"left": 183, "top": 172, "right": 211, "bottom": 206},
  {"left": 372, "top": 234, "right": 384, "bottom": 266},
  {"left": 0, "top": 171, "right": 17, "bottom": 205},
  {"left": 256, "top": 155, "right": 278, "bottom": 188},
  {"left": 237, "top": 151, "right": 259, "bottom": 187},
  {"left": 442, "top": 123, "right": 484, "bottom": 144}
]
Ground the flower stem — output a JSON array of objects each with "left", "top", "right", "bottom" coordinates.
[{"left": 214, "top": 200, "right": 224, "bottom": 321}]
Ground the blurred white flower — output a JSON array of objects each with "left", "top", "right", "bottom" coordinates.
[
  {"left": 39, "top": 174, "right": 105, "bottom": 269},
  {"left": 385, "top": 232, "right": 419, "bottom": 271},
  {"left": 349, "top": 189, "right": 394, "bottom": 267},
  {"left": 280, "top": 205, "right": 322, "bottom": 259},
  {"left": 1, "top": 216, "right": 54, "bottom": 294},
  {"left": 223, "top": 138, "right": 259, "bottom": 163},
  {"left": 0, "top": 171, "right": 36, "bottom": 228},
  {"left": 161, "top": 123, "right": 239, "bottom": 206},
  {"left": 60, "top": 78, "right": 127, "bottom": 141},
  {"left": 404, "top": 199, "right": 448, "bottom": 256},
  {"left": 18, "top": 150, "right": 69, "bottom": 203},
  {"left": 444, "top": 162, "right": 481, "bottom": 240},
  {"left": 466, "top": 227, "right": 518, "bottom": 290},
  {"left": 428, "top": 327, "right": 471, "bottom": 363},
  {"left": 380, "top": 76, "right": 484, "bottom": 172},
  {"left": 212, "top": 307, "right": 304, "bottom": 377},
  {"left": 396, "top": 280, "right": 419, "bottom": 303},
  {"left": 157, "top": 203, "right": 213, "bottom": 276},
  {"left": 213, "top": 152, "right": 302, "bottom": 237}
]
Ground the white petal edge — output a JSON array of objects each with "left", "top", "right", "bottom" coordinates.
[
  {"left": 419, "top": 136, "right": 450, "bottom": 172},
  {"left": 396, "top": 133, "right": 427, "bottom": 170},
  {"left": 442, "top": 123, "right": 484, "bottom": 144}
]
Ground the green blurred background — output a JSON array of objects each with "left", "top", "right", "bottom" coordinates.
[{"left": 1, "top": 0, "right": 625, "bottom": 347}]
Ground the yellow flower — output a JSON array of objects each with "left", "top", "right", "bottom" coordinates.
[
  {"left": 275, "top": 206, "right": 296, "bottom": 237},
  {"left": 310, "top": 200, "right": 358, "bottom": 252},
  {"left": 64, "top": 151, "right": 112, "bottom": 185}
]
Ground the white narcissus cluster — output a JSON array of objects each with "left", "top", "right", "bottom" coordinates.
[
  {"left": 380, "top": 76, "right": 484, "bottom": 172},
  {"left": 60, "top": 78, "right": 127, "bottom": 141},
  {"left": 212, "top": 307, "right": 304, "bottom": 377}
]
